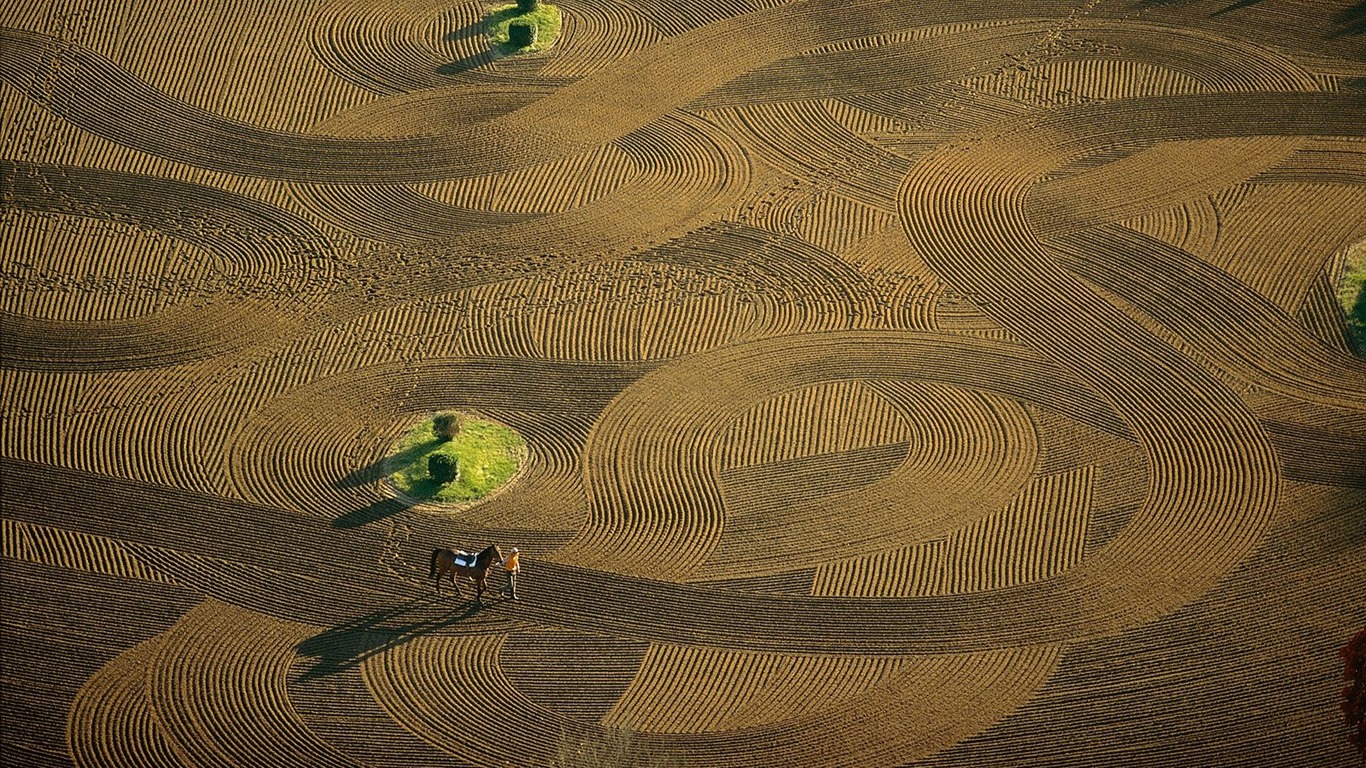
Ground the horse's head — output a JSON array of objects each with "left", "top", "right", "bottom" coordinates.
[{"left": 490, "top": 544, "right": 503, "bottom": 565}]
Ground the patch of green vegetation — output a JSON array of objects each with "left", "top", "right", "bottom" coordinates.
[
  {"left": 386, "top": 414, "right": 526, "bottom": 503},
  {"left": 1338, "top": 241, "right": 1366, "bottom": 352},
  {"left": 485, "top": 2, "right": 562, "bottom": 54}
]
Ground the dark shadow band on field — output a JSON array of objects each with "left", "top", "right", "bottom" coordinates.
[
  {"left": 437, "top": 51, "right": 497, "bottom": 75},
  {"left": 1332, "top": 1, "right": 1366, "bottom": 36},
  {"left": 332, "top": 497, "right": 413, "bottom": 528},
  {"left": 295, "top": 596, "right": 484, "bottom": 679}
]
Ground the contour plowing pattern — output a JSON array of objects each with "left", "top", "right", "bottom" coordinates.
[{"left": 2, "top": 0, "right": 1364, "bottom": 766}]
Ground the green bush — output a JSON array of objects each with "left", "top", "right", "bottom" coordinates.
[
  {"left": 517, "top": 0, "right": 540, "bottom": 11},
  {"left": 508, "top": 22, "right": 537, "bottom": 48},
  {"left": 428, "top": 453, "right": 459, "bottom": 484},
  {"left": 433, "top": 411, "right": 463, "bottom": 441},
  {"left": 484, "top": 2, "right": 561, "bottom": 54}
]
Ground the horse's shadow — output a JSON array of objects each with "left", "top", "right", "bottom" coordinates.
[{"left": 294, "top": 596, "right": 484, "bottom": 680}]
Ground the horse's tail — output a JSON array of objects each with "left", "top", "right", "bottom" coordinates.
[{"left": 429, "top": 548, "right": 442, "bottom": 578}]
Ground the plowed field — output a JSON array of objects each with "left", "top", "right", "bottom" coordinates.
[{"left": 3, "top": 0, "right": 1364, "bottom": 765}]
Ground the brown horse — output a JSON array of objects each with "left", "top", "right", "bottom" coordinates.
[{"left": 430, "top": 544, "right": 502, "bottom": 603}]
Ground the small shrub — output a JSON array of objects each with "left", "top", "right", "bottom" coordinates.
[
  {"left": 508, "top": 22, "right": 537, "bottom": 48},
  {"left": 484, "top": 2, "right": 561, "bottom": 55},
  {"left": 428, "top": 453, "right": 459, "bottom": 484},
  {"left": 517, "top": 0, "right": 539, "bottom": 11},
  {"left": 433, "top": 412, "right": 464, "bottom": 441}
]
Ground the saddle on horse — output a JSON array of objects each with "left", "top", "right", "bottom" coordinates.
[{"left": 452, "top": 551, "right": 478, "bottom": 568}]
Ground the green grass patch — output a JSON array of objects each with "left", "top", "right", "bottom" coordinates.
[
  {"left": 485, "top": 2, "right": 562, "bottom": 54},
  {"left": 386, "top": 414, "right": 526, "bottom": 503},
  {"left": 1338, "top": 241, "right": 1366, "bottom": 351}
]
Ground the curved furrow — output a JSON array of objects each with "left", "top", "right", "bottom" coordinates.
[
  {"left": 2, "top": 0, "right": 1090, "bottom": 182},
  {"left": 1026, "top": 135, "right": 1304, "bottom": 238},
  {"left": 893, "top": 92, "right": 1366, "bottom": 644},
  {"left": 335, "top": 111, "right": 753, "bottom": 302},
  {"left": 598, "top": 644, "right": 1060, "bottom": 768},
  {"left": 625, "top": 644, "right": 1060, "bottom": 767},
  {"left": 808, "top": 538, "right": 949, "bottom": 598},
  {"left": 288, "top": 630, "right": 457, "bottom": 768},
  {"left": 1, "top": 209, "right": 222, "bottom": 323},
  {"left": 1252, "top": 137, "right": 1366, "bottom": 186},
  {"left": 366, "top": 627, "right": 1063, "bottom": 766},
  {"left": 696, "top": 381, "right": 1037, "bottom": 581},
  {"left": 629, "top": 221, "right": 880, "bottom": 338},
  {"left": 3, "top": 518, "right": 177, "bottom": 585},
  {"left": 146, "top": 600, "right": 366, "bottom": 768},
  {"left": 289, "top": 183, "right": 535, "bottom": 244},
  {"left": 456, "top": 267, "right": 768, "bottom": 361},
  {"left": 693, "top": 20, "right": 1028, "bottom": 109},
  {"left": 1, "top": 457, "right": 417, "bottom": 626},
  {"left": 0, "top": 16, "right": 742, "bottom": 181},
  {"left": 69, "top": 640, "right": 184, "bottom": 768},
  {"left": 807, "top": 440, "right": 1092, "bottom": 599},
  {"left": 1051, "top": 224, "right": 1366, "bottom": 411},
  {"left": 966, "top": 58, "right": 1210, "bottom": 106},
  {"left": 0, "top": 161, "right": 327, "bottom": 371},
  {"left": 312, "top": 258, "right": 770, "bottom": 364},
  {"left": 558, "top": 330, "right": 1124, "bottom": 582},
  {"left": 1296, "top": 265, "right": 1360, "bottom": 358},
  {"left": 307, "top": 0, "right": 517, "bottom": 96},
  {"left": 599, "top": 647, "right": 917, "bottom": 733},
  {"left": 1261, "top": 418, "right": 1366, "bottom": 488},
  {"left": 707, "top": 100, "right": 912, "bottom": 212},
  {"left": 289, "top": 140, "right": 640, "bottom": 245},
  {"left": 695, "top": 18, "right": 1319, "bottom": 110},
  {"left": 743, "top": 189, "right": 895, "bottom": 256},
  {"left": 498, "top": 628, "right": 651, "bottom": 723},
  {"left": 0, "top": 159, "right": 333, "bottom": 262},
  {"left": 1206, "top": 182, "right": 1366, "bottom": 313},
  {"left": 718, "top": 380, "right": 907, "bottom": 468},
  {"left": 363, "top": 633, "right": 572, "bottom": 764},
  {"left": 0, "top": 307, "right": 301, "bottom": 373},
  {"left": 629, "top": 0, "right": 785, "bottom": 39},
  {"left": 538, "top": 0, "right": 665, "bottom": 79},
  {"left": 3, "top": 556, "right": 202, "bottom": 764},
  {"left": 124, "top": 544, "right": 425, "bottom": 629},
  {"left": 883, "top": 467, "right": 1091, "bottom": 596},
  {"left": 1122, "top": 194, "right": 1222, "bottom": 259},
  {"left": 12, "top": 0, "right": 377, "bottom": 135},
  {"left": 311, "top": 84, "right": 550, "bottom": 138},
  {"left": 418, "top": 143, "right": 641, "bottom": 215}
]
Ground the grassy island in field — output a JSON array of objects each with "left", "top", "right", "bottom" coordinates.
[
  {"left": 386, "top": 413, "right": 526, "bottom": 503},
  {"left": 485, "top": 2, "right": 562, "bottom": 54},
  {"left": 1338, "top": 241, "right": 1365, "bottom": 351}
]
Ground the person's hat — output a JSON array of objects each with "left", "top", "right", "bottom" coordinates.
[{"left": 510, "top": 547, "right": 519, "bottom": 553}]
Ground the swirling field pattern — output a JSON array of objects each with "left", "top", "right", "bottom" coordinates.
[{"left": 2, "top": 0, "right": 1364, "bottom": 765}]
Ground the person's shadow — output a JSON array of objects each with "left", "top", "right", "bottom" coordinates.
[{"left": 294, "top": 596, "right": 482, "bottom": 680}]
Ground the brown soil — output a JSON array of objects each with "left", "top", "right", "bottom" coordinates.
[{"left": 2, "top": 0, "right": 1364, "bottom": 765}]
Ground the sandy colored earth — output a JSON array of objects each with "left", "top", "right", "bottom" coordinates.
[{"left": 2, "top": 0, "right": 1365, "bottom": 765}]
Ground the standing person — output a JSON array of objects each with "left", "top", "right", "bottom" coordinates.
[{"left": 503, "top": 547, "right": 521, "bottom": 600}]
